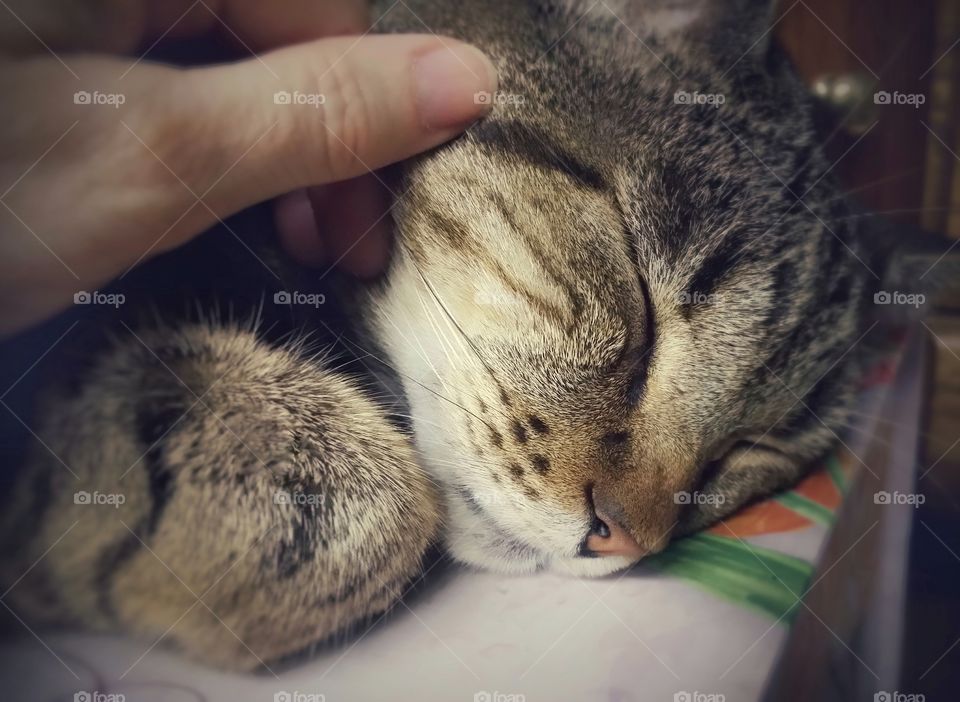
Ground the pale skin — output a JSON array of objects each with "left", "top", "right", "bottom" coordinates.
[{"left": 0, "top": 0, "right": 497, "bottom": 336}]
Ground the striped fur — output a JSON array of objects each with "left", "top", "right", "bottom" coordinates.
[{"left": 1, "top": 0, "right": 911, "bottom": 669}]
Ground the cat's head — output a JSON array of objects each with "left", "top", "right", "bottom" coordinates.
[{"left": 364, "top": 0, "right": 922, "bottom": 575}]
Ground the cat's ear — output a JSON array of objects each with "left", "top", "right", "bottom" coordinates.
[{"left": 597, "top": 0, "right": 779, "bottom": 59}]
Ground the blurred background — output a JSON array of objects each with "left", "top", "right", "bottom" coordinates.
[{"left": 774, "top": 0, "right": 960, "bottom": 697}]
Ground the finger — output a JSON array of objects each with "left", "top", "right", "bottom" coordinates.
[
  {"left": 0, "top": 34, "right": 495, "bottom": 333},
  {"left": 135, "top": 34, "right": 496, "bottom": 226},
  {"left": 309, "top": 174, "right": 392, "bottom": 278},
  {"left": 274, "top": 188, "right": 328, "bottom": 267},
  {"left": 275, "top": 175, "right": 393, "bottom": 277}
]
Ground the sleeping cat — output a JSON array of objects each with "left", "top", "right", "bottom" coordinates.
[{"left": 0, "top": 0, "right": 941, "bottom": 671}]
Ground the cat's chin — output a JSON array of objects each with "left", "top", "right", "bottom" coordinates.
[
  {"left": 444, "top": 517, "right": 640, "bottom": 578},
  {"left": 444, "top": 521, "right": 545, "bottom": 574},
  {"left": 448, "top": 543, "right": 639, "bottom": 578},
  {"left": 439, "top": 482, "right": 641, "bottom": 578}
]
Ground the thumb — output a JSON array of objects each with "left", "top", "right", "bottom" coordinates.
[{"left": 145, "top": 34, "right": 498, "bottom": 219}]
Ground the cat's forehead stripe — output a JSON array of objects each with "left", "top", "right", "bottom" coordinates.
[{"left": 468, "top": 118, "right": 607, "bottom": 191}]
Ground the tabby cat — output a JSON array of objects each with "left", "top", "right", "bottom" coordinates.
[{"left": 0, "top": 0, "right": 942, "bottom": 670}]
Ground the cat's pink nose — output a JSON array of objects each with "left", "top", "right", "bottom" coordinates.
[{"left": 585, "top": 510, "right": 646, "bottom": 559}]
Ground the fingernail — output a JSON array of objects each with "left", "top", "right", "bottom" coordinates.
[{"left": 413, "top": 42, "right": 498, "bottom": 130}]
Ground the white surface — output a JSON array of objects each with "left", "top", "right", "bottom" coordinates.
[{"left": 1, "top": 564, "right": 786, "bottom": 702}]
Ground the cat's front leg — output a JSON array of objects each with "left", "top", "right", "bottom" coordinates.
[{"left": 1, "top": 323, "right": 440, "bottom": 670}]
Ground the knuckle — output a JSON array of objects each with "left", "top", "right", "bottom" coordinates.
[
  {"left": 312, "top": 59, "right": 374, "bottom": 178},
  {"left": 123, "top": 75, "right": 199, "bottom": 184},
  {"left": 128, "top": 70, "right": 228, "bottom": 196}
]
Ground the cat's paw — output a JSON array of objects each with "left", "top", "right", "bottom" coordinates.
[{"left": 3, "top": 324, "right": 442, "bottom": 670}]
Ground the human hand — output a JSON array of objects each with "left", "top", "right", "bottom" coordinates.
[{"left": 0, "top": 0, "right": 497, "bottom": 336}]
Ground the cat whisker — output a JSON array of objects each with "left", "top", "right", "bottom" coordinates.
[
  {"left": 827, "top": 205, "right": 960, "bottom": 224},
  {"left": 371, "top": 297, "right": 499, "bottom": 421},
  {"left": 389, "top": 289, "right": 455, "bottom": 397},
  {"left": 819, "top": 167, "right": 923, "bottom": 208},
  {"left": 400, "top": 430, "right": 514, "bottom": 473},
  {"left": 415, "top": 270, "right": 478, "bottom": 371},
  {"left": 737, "top": 166, "right": 924, "bottom": 264},
  {"left": 416, "top": 280, "right": 459, "bottom": 380},
  {"left": 404, "top": 251, "right": 519, "bottom": 421},
  {"left": 829, "top": 419, "right": 894, "bottom": 448},
  {"left": 413, "top": 451, "right": 507, "bottom": 474},
  {"left": 369, "top": 283, "right": 515, "bottom": 427},
  {"left": 413, "top": 278, "right": 464, "bottom": 374},
  {"left": 319, "top": 320, "right": 497, "bottom": 433},
  {"left": 841, "top": 406, "right": 943, "bottom": 443}
]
